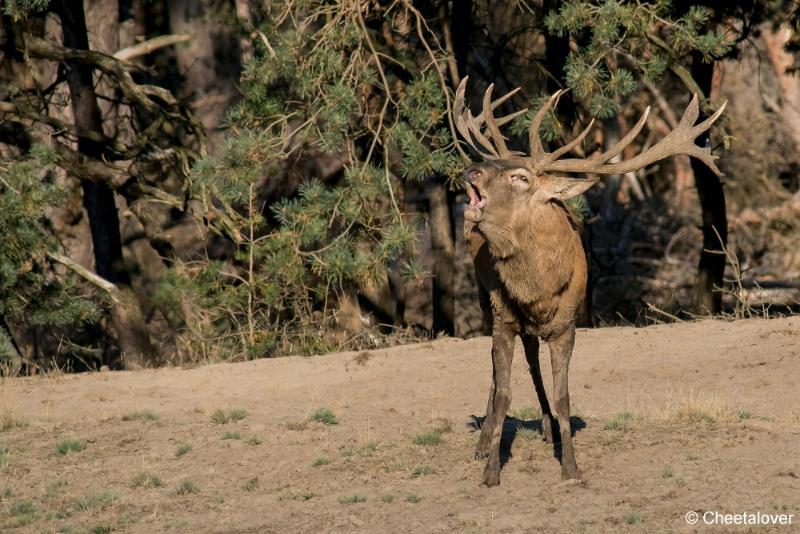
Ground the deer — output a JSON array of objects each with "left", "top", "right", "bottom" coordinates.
[{"left": 453, "top": 77, "right": 726, "bottom": 487}]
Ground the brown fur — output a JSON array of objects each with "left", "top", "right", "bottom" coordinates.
[{"left": 464, "top": 160, "right": 590, "bottom": 486}]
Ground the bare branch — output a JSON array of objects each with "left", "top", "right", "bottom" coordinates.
[
  {"left": 46, "top": 251, "right": 121, "bottom": 302},
  {"left": 114, "top": 33, "right": 193, "bottom": 61}
]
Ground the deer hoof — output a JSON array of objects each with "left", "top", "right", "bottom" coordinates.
[
  {"left": 561, "top": 467, "right": 582, "bottom": 481},
  {"left": 481, "top": 471, "right": 500, "bottom": 487},
  {"left": 541, "top": 416, "right": 554, "bottom": 443}
]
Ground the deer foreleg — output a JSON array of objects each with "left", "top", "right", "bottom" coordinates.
[
  {"left": 481, "top": 325, "right": 515, "bottom": 487},
  {"left": 548, "top": 327, "right": 581, "bottom": 480}
]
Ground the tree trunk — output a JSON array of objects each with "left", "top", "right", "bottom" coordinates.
[
  {"left": 430, "top": 182, "right": 455, "bottom": 336},
  {"left": 166, "top": 0, "right": 242, "bottom": 153},
  {"left": 763, "top": 27, "right": 800, "bottom": 155},
  {"left": 689, "top": 54, "right": 727, "bottom": 315},
  {"left": 54, "top": 0, "right": 159, "bottom": 368}
]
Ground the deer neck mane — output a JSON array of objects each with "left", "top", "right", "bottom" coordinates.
[{"left": 492, "top": 201, "right": 582, "bottom": 306}]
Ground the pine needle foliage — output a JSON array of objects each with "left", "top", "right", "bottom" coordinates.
[
  {"left": 161, "top": 1, "right": 461, "bottom": 359},
  {"left": 0, "top": 150, "right": 100, "bottom": 372},
  {"left": 532, "top": 1, "right": 734, "bottom": 126}
]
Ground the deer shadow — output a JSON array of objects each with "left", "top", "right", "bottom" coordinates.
[{"left": 468, "top": 414, "right": 587, "bottom": 468}]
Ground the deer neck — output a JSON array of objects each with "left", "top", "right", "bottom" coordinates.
[{"left": 493, "top": 202, "right": 582, "bottom": 306}]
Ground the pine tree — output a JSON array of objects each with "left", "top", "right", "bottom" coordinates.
[
  {"left": 158, "top": 1, "right": 463, "bottom": 358},
  {"left": 0, "top": 149, "right": 100, "bottom": 373}
]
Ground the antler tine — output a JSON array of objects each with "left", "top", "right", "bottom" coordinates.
[
  {"left": 454, "top": 77, "right": 528, "bottom": 159},
  {"left": 594, "top": 107, "right": 651, "bottom": 165},
  {"left": 543, "top": 118, "right": 595, "bottom": 164},
  {"left": 453, "top": 78, "right": 474, "bottom": 146},
  {"left": 538, "top": 95, "right": 727, "bottom": 177},
  {"left": 454, "top": 78, "right": 498, "bottom": 158},
  {"left": 528, "top": 90, "right": 564, "bottom": 160},
  {"left": 465, "top": 109, "right": 500, "bottom": 158},
  {"left": 690, "top": 98, "right": 727, "bottom": 138},
  {"left": 481, "top": 84, "right": 519, "bottom": 157}
]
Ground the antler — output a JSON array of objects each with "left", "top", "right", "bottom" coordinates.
[
  {"left": 532, "top": 94, "right": 727, "bottom": 176},
  {"left": 454, "top": 77, "right": 528, "bottom": 159},
  {"left": 455, "top": 77, "right": 727, "bottom": 177}
]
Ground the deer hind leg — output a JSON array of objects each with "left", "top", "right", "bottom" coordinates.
[
  {"left": 474, "top": 284, "right": 495, "bottom": 459},
  {"left": 481, "top": 325, "right": 515, "bottom": 487},
  {"left": 548, "top": 327, "right": 581, "bottom": 480},
  {"left": 521, "top": 334, "right": 554, "bottom": 443},
  {"left": 475, "top": 369, "right": 495, "bottom": 460}
]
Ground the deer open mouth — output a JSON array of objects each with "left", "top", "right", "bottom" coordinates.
[
  {"left": 464, "top": 182, "right": 486, "bottom": 223},
  {"left": 466, "top": 182, "right": 487, "bottom": 208}
]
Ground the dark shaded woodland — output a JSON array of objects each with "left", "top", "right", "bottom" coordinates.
[{"left": 1, "top": 0, "right": 799, "bottom": 374}]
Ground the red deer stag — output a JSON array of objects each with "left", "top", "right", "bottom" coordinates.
[{"left": 454, "top": 77, "right": 725, "bottom": 487}]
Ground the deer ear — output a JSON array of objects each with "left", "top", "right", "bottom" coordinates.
[{"left": 538, "top": 175, "right": 599, "bottom": 201}]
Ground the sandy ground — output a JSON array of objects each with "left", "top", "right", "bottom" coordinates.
[{"left": 1, "top": 317, "right": 799, "bottom": 533}]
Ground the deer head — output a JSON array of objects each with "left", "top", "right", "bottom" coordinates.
[{"left": 455, "top": 77, "right": 726, "bottom": 238}]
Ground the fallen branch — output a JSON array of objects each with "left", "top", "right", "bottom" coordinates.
[
  {"left": 114, "top": 33, "right": 193, "bottom": 61},
  {"left": 46, "top": 251, "right": 121, "bottom": 302}
]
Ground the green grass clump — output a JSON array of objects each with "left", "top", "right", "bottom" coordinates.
[
  {"left": 229, "top": 408, "right": 248, "bottom": 421},
  {"left": 380, "top": 494, "right": 394, "bottom": 503},
  {"left": 309, "top": 408, "right": 338, "bottom": 425},
  {"left": 9, "top": 500, "right": 38, "bottom": 526},
  {"left": 0, "top": 445, "right": 9, "bottom": 468},
  {"left": 176, "top": 479, "right": 199, "bottom": 495},
  {"left": 121, "top": 410, "right": 159, "bottom": 422},
  {"left": 222, "top": 431, "right": 241, "bottom": 440},
  {"left": 210, "top": 409, "right": 229, "bottom": 425},
  {"left": 57, "top": 439, "right": 86, "bottom": 455},
  {"left": 211, "top": 408, "right": 247, "bottom": 425},
  {"left": 10, "top": 500, "right": 37, "bottom": 516},
  {"left": 661, "top": 466, "right": 674, "bottom": 479},
  {"left": 624, "top": 512, "right": 642, "bottom": 524},
  {"left": 311, "top": 456, "right": 330, "bottom": 467},
  {"left": 243, "top": 478, "right": 258, "bottom": 492},
  {"left": 1, "top": 486, "right": 12, "bottom": 501},
  {"left": 603, "top": 411, "right": 634, "bottom": 431},
  {"left": 74, "top": 490, "right": 119, "bottom": 512},
  {"left": 175, "top": 442, "right": 192, "bottom": 457},
  {"left": 132, "top": 470, "right": 162, "bottom": 488},
  {"left": 412, "top": 430, "right": 442, "bottom": 446},
  {"left": 411, "top": 465, "right": 436, "bottom": 478},
  {"left": 737, "top": 409, "right": 753, "bottom": 421},
  {"left": 339, "top": 494, "right": 367, "bottom": 504},
  {"left": 246, "top": 436, "right": 263, "bottom": 445},
  {"left": 405, "top": 494, "right": 422, "bottom": 503}
]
